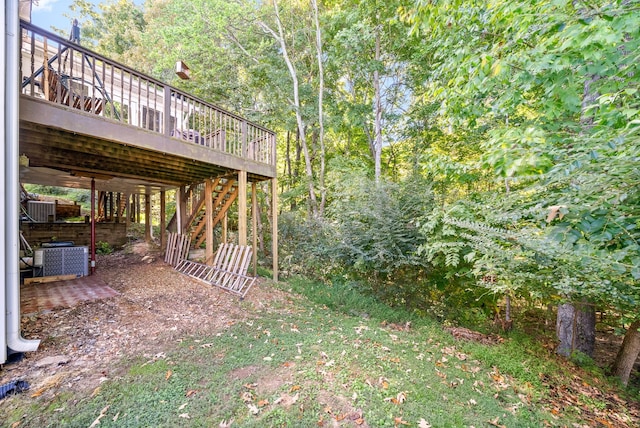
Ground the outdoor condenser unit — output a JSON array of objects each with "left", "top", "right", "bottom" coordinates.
[
  {"left": 33, "top": 246, "right": 89, "bottom": 277},
  {"left": 27, "top": 201, "right": 56, "bottom": 222}
]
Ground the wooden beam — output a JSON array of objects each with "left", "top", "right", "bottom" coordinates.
[
  {"left": 124, "top": 192, "right": 130, "bottom": 229},
  {"left": 252, "top": 182, "right": 258, "bottom": 276},
  {"left": 144, "top": 188, "right": 151, "bottom": 242},
  {"left": 238, "top": 170, "right": 247, "bottom": 246},
  {"left": 272, "top": 177, "right": 278, "bottom": 282},
  {"left": 205, "top": 179, "right": 214, "bottom": 265},
  {"left": 24, "top": 274, "right": 77, "bottom": 285},
  {"left": 191, "top": 179, "right": 237, "bottom": 244},
  {"left": 20, "top": 97, "right": 277, "bottom": 178},
  {"left": 160, "top": 189, "right": 166, "bottom": 250},
  {"left": 222, "top": 212, "right": 228, "bottom": 244}
]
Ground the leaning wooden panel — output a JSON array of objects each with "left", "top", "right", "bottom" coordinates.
[{"left": 173, "top": 243, "right": 257, "bottom": 298}]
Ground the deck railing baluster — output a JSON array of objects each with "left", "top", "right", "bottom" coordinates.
[{"left": 19, "top": 20, "right": 275, "bottom": 168}]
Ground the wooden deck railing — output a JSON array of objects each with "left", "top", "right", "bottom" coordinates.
[{"left": 19, "top": 20, "right": 276, "bottom": 168}]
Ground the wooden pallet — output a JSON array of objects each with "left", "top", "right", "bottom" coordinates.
[
  {"left": 174, "top": 243, "right": 256, "bottom": 298},
  {"left": 164, "top": 232, "right": 192, "bottom": 266}
]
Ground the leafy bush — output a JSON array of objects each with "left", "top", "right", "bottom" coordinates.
[{"left": 96, "top": 241, "right": 114, "bottom": 255}]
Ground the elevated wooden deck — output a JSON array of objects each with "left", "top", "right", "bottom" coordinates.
[{"left": 19, "top": 21, "right": 276, "bottom": 193}]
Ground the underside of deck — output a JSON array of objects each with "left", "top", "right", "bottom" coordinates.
[{"left": 20, "top": 97, "right": 275, "bottom": 194}]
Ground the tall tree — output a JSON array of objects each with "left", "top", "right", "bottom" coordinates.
[
  {"left": 258, "top": 0, "right": 319, "bottom": 218},
  {"left": 311, "top": 0, "right": 327, "bottom": 214},
  {"left": 405, "top": 0, "right": 640, "bottom": 377}
]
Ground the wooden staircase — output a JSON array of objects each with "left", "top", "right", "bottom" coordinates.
[{"left": 167, "top": 176, "right": 238, "bottom": 248}]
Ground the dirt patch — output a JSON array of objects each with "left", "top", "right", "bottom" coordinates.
[
  {"left": 444, "top": 326, "right": 504, "bottom": 345},
  {"left": 1, "top": 245, "right": 288, "bottom": 401},
  {"left": 317, "top": 389, "right": 368, "bottom": 427},
  {"left": 229, "top": 365, "right": 262, "bottom": 382},
  {"left": 255, "top": 365, "right": 293, "bottom": 396}
]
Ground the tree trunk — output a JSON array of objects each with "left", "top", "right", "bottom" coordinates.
[
  {"left": 556, "top": 299, "right": 596, "bottom": 357},
  {"left": 311, "top": 0, "right": 326, "bottom": 217},
  {"left": 260, "top": 2, "right": 318, "bottom": 217},
  {"left": 555, "top": 24, "right": 599, "bottom": 360},
  {"left": 611, "top": 319, "right": 640, "bottom": 386},
  {"left": 372, "top": 21, "right": 382, "bottom": 185}
]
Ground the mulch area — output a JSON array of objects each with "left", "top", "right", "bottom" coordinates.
[{"left": 1, "top": 242, "right": 291, "bottom": 401}]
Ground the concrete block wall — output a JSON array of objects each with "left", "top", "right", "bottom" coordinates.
[{"left": 20, "top": 222, "right": 128, "bottom": 249}]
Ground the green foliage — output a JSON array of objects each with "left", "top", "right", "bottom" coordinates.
[
  {"left": 281, "top": 173, "right": 438, "bottom": 303},
  {"left": 63, "top": 0, "right": 640, "bottom": 375},
  {"left": 278, "top": 212, "right": 341, "bottom": 278},
  {"left": 327, "top": 175, "right": 434, "bottom": 278},
  {"left": 96, "top": 241, "right": 113, "bottom": 255},
  {"left": 68, "top": 0, "right": 146, "bottom": 61},
  {"left": 401, "top": 0, "right": 640, "bottom": 328}
]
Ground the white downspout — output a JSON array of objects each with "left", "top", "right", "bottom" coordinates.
[
  {"left": 1, "top": 0, "right": 7, "bottom": 364},
  {"left": 4, "top": 0, "right": 40, "bottom": 356}
]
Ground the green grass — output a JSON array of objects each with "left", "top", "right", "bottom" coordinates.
[{"left": 3, "top": 277, "right": 637, "bottom": 427}]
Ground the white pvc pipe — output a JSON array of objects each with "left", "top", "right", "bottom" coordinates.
[
  {"left": 4, "top": 0, "right": 40, "bottom": 355},
  {"left": 1, "top": 0, "right": 8, "bottom": 364}
]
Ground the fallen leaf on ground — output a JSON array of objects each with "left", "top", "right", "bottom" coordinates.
[
  {"left": 218, "top": 419, "right": 234, "bottom": 428},
  {"left": 165, "top": 370, "right": 173, "bottom": 380},
  {"left": 418, "top": 418, "right": 432, "bottom": 428},
  {"left": 274, "top": 393, "right": 299, "bottom": 407},
  {"left": 487, "top": 417, "right": 506, "bottom": 428},
  {"left": 394, "top": 416, "right": 409, "bottom": 426},
  {"left": 89, "top": 405, "right": 110, "bottom": 428},
  {"left": 178, "top": 413, "right": 190, "bottom": 419},
  {"left": 30, "top": 373, "right": 63, "bottom": 397}
]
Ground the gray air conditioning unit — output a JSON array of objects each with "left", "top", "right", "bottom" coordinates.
[
  {"left": 33, "top": 246, "right": 88, "bottom": 277},
  {"left": 27, "top": 201, "right": 56, "bottom": 222}
]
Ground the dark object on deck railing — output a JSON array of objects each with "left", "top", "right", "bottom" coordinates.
[
  {"left": 46, "top": 69, "right": 103, "bottom": 115},
  {"left": 171, "top": 129, "right": 204, "bottom": 145}
]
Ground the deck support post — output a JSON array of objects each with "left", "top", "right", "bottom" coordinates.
[
  {"left": 160, "top": 190, "right": 166, "bottom": 250},
  {"left": 252, "top": 182, "right": 258, "bottom": 276},
  {"left": 272, "top": 177, "right": 278, "bottom": 282},
  {"left": 205, "top": 179, "right": 214, "bottom": 264},
  {"left": 144, "top": 187, "right": 151, "bottom": 243},
  {"left": 222, "top": 213, "right": 228, "bottom": 243},
  {"left": 124, "top": 192, "right": 130, "bottom": 229},
  {"left": 136, "top": 194, "right": 141, "bottom": 223},
  {"left": 238, "top": 170, "right": 247, "bottom": 246},
  {"left": 90, "top": 178, "right": 96, "bottom": 274}
]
